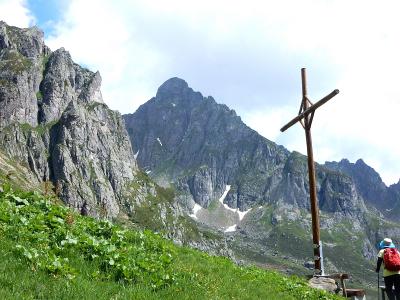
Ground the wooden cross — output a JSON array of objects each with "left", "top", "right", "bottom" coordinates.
[{"left": 280, "top": 68, "right": 339, "bottom": 275}]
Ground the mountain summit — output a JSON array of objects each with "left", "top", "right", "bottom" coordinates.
[
  {"left": 0, "top": 21, "right": 144, "bottom": 218},
  {"left": 124, "top": 78, "right": 370, "bottom": 215},
  {"left": 156, "top": 77, "right": 190, "bottom": 98}
]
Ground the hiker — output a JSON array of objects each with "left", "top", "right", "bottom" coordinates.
[{"left": 376, "top": 238, "right": 400, "bottom": 300}]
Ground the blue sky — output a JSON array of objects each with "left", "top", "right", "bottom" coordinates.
[
  {"left": 26, "top": 0, "right": 64, "bottom": 35},
  {"left": 1, "top": 0, "right": 400, "bottom": 186}
]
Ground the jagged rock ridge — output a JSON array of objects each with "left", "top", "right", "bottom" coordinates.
[
  {"left": 324, "top": 159, "right": 400, "bottom": 219},
  {"left": 0, "top": 21, "right": 139, "bottom": 218},
  {"left": 124, "top": 77, "right": 366, "bottom": 217}
]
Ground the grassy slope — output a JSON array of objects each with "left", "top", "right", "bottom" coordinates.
[
  {"left": 0, "top": 185, "right": 342, "bottom": 300},
  {"left": 232, "top": 204, "right": 380, "bottom": 297}
]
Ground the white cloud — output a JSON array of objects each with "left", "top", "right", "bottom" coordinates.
[
  {"left": 0, "top": 0, "right": 35, "bottom": 27},
  {"left": 45, "top": 0, "right": 167, "bottom": 113},
  {"left": 242, "top": 106, "right": 294, "bottom": 143}
]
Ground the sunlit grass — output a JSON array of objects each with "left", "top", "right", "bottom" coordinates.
[{"left": 0, "top": 185, "right": 342, "bottom": 299}]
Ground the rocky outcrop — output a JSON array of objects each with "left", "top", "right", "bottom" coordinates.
[
  {"left": 39, "top": 48, "right": 104, "bottom": 124},
  {"left": 48, "top": 101, "right": 137, "bottom": 217},
  {"left": 0, "top": 149, "right": 41, "bottom": 190},
  {"left": 0, "top": 22, "right": 49, "bottom": 128},
  {"left": 325, "top": 159, "right": 400, "bottom": 220},
  {"left": 308, "top": 277, "right": 339, "bottom": 294},
  {"left": 0, "top": 22, "right": 141, "bottom": 218}
]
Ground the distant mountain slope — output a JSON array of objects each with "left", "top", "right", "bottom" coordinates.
[
  {"left": 324, "top": 159, "right": 400, "bottom": 219},
  {"left": 124, "top": 77, "right": 365, "bottom": 216}
]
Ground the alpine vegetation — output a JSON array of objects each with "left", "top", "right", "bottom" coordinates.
[{"left": 0, "top": 184, "right": 342, "bottom": 299}]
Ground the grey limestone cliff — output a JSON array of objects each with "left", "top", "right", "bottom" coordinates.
[
  {"left": 0, "top": 22, "right": 141, "bottom": 218},
  {"left": 324, "top": 159, "right": 400, "bottom": 220}
]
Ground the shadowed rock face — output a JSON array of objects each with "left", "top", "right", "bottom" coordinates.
[
  {"left": 324, "top": 159, "right": 400, "bottom": 219},
  {"left": 0, "top": 22, "right": 139, "bottom": 218},
  {"left": 123, "top": 77, "right": 366, "bottom": 216}
]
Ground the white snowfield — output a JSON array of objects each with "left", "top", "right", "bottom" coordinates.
[
  {"left": 156, "top": 137, "right": 163, "bottom": 146},
  {"left": 219, "top": 185, "right": 252, "bottom": 233},
  {"left": 237, "top": 208, "right": 251, "bottom": 221},
  {"left": 219, "top": 185, "right": 251, "bottom": 221},
  {"left": 188, "top": 185, "right": 252, "bottom": 233},
  {"left": 224, "top": 224, "right": 237, "bottom": 233},
  {"left": 189, "top": 203, "right": 203, "bottom": 220}
]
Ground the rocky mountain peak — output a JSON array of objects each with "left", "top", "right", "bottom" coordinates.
[
  {"left": 39, "top": 47, "right": 104, "bottom": 124},
  {"left": 354, "top": 158, "right": 369, "bottom": 169},
  {"left": 124, "top": 79, "right": 366, "bottom": 215},
  {"left": 352, "top": 158, "right": 384, "bottom": 186},
  {"left": 0, "top": 21, "right": 48, "bottom": 58},
  {"left": 156, "top": 77, "right": 189, "bottom": 98},
  {"left": 324, "top": 157, "right": 395, "bottom": 214},
  {"left": 0, "top": 22, "right": 142, "bottom": 218},
  {"left": 154, "top": 77, "right": 205, "bottom": 107},
  {"left": 327, "top": 158, "right": 383, "bottom": 184}
]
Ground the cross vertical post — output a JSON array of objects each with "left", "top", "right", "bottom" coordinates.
[
  {"left": 302, "top": 68, "right": 321, "bottom": 274},
  {"left": 280, "top": 68, "right": 339, "bottom": 275}
]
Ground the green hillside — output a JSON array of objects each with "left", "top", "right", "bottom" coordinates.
[{"left": 0, "top": 184, "right": 342, "bottom": 300}]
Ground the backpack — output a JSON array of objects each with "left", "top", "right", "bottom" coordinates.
[{"left": 384, "top": 248, "right": 400, "bottom": 271}]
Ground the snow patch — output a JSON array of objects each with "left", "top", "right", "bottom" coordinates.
[
  {"left": 219, "top": 185, "right": 235, "bottom": 212},
  {"left": 189, "top": 203, "right": 203, "bottom": 220},
  {"left": 224, "top": 224, "right": 237, "bottom": 233},
  {"left": 258, "top": 206, "right": 263, "bottom": 209},
  {"left": 156, "top": 138, "right": 163, "bottom": 146},
  {"left": 172, "top": 103, "right": 176, "bottom": 107},
  {"left": 218, "top": 185, "right": 251, "bottom": 221},
  {"left": 145, "top": 170, "right": 152, "bottom": 174},
  {"left": 193, "top": 203, "right": 202, "bottom": 214},
  {"left": 134, "top": 150, "right": 139, "bottom": 159},
  {"left": 237, "top": 208, "right": 251, "bottom": 221}
]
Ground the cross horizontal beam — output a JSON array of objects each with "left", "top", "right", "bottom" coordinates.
[{"left": 280, "top": 89, "right": 339, "bottom": 132}]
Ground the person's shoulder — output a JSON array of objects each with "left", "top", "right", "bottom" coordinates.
[{"left": 378, "top": 248, "right": 385, "bottom": 257}]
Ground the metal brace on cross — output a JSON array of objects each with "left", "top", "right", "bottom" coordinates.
[{"left": 280, "top": 68, "right": 339, "bottom": 275}]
